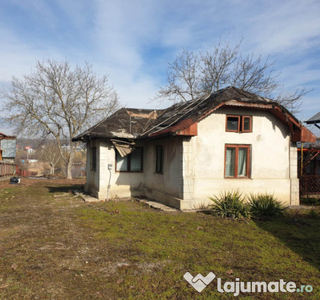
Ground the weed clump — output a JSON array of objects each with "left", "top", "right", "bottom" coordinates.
[
  {"left": 209, "top": 192, "right": 286, "bottom": 220},
  {"left": 248, "top": 193, "right": 285, "bottom": 219},
  {"left": 208, "top": 191, "right": 250, "bottom": 219}
]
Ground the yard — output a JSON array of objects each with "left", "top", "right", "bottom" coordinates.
[{"left": 0, "top": 179, "right": 319, "bottom": 299}]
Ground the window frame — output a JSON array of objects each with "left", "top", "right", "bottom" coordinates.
[
  {"left": 155, "top": 145, "right": 164, "bottom": 174},
  {"left": 242, "top": 116, "right": 252, "bottom": 133},
  {"left": 226, "top": 115, "right": 252, "bottom": 133},
  {"left": 226, "top": 115, "right": 241, "bottom": 132},
  {"left": 224, "top": 144, "right": 251, "bottom": 179},
  {"left": 115, "top": 147, "right": 143, "bottom": 172}
]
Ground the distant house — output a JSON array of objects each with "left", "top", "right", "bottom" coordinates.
[
  {"left": 0, "top": 132, "right": 17, "bottom": 162},
  {"left": 24, "top": 146, "right": 35, "bottom": 154},
  {"left": 74, "top": 87, "right": 316, "bottom": 210}
]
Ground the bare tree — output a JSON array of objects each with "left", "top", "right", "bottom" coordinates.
[
  {"left": 1, "top": 59, "right": 120, "bottom": 179},
  {"left": 40, "top": 140, "right": 61, "bottom": 175},
  {"left": 156, "top": 41, "right": 307, "bottom": 113},
  {"left": 157, "top": 50, "right": 201, "bottom": 102}
]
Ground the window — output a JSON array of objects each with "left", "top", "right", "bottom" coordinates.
[
  {"left": 91, "top": 147, "right": 97, "bottom": 171},
  {"left": 116, "top": 148, "right": 143, "bottom": 172},
  {"left": 226, "top": 115, "right": 252, "bottom": 132},
  {"left": 225, "top": 145, "right": 250, "bottom": 178},
  {"left": 155, "top": 145, "right": 164, "bottom": 174}
]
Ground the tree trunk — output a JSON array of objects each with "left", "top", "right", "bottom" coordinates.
[{"left": 66, "top": 146, "right": 75, "bottom": 179}]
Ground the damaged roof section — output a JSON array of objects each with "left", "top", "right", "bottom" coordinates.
[
  {"left": 140, "top": 86, "right": 277, "bottom": 138},
  {"left": 110, "top": 139, "right": 135, "bottom": 157},
  {"left": 75, "top": 108, "right": 161, "bottom": 141},
  {"left": 73, "top": 86, "right": 316, "bottom": 143}
]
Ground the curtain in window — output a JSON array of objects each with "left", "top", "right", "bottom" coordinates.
[
  {"left": 238, "top": 148, "right": 247, "bottom": 176},
  {"left": 226, "top": 147, "right": 236, "bottom": 177},
  {"left": 130, "top": 149, "right": 142, "bottom": 171}
]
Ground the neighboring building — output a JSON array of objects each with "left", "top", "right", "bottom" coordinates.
[
  {"left": 297, "top": 138, "right": 320, "bottom": 176},
  {"left": 73, "top": 87, "right": 316, "bottom": 210},
  {"left": 0, "top": 132, "right": 17, "bottom": 162},
  {"left": 305, "top": 112, "right": 320, "bottom": 130},
  {"left": 24, "top": 146, "right": 35, "bottom": 154},
  {"left": 28, "top": 159, "right": 39, "bottom": 164}
]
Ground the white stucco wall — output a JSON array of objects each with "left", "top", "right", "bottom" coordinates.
[
  {"left": 85, "top": 138, "right": 183, "bottom": 202},
  {"left": 90, "top": 140, "right": 146, "bottom": 200},
  {"left": 85, "top": 106, "right": 299, "bottom": 209},
  {"left": 181, "top": 107, "right": 297, "bottom": 209},
  {"left": 143, "top": 137, "right": 183, "bottom": 208}
]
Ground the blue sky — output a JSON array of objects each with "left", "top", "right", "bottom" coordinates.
[{"left": 0, "top": 0, "right": 320, "bottom": 135}]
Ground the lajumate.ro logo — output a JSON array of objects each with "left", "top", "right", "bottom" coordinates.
[{"left": 183, "top": 272, "right": 314, "bottom": 296}]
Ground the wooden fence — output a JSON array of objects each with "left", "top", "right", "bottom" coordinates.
[
  {"left": 0, "top": 161, "right": 16, "bottom": 177},
  {"left": 0, "top": 161, "right": 37, "bottom": 177}
]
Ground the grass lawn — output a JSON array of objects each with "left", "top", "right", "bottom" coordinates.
[{"left": 0, "top": 179, "right": 319, "bottom": 299}]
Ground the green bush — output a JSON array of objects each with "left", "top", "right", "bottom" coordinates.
[
  {"left": 209, "top": 191, "right": 250, "bottom": 219},
  {"left": 248, "top": 193, "right": 285, "bottom": 218},
  {"left": 301, "top": 197, "right": 320, "bottom": 206},
  {"left": 308, "top": 209, "right": 319, "bottom": 219}
]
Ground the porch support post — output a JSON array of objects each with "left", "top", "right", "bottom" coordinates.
[{"left": 301, "top": 142, "right": 303, "bottom": 177}]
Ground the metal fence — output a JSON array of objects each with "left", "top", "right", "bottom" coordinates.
[{"left": 300, "top": 175, "right": 320, "bottom": 197}]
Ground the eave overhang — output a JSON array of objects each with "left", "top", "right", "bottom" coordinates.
[
  {"left": 222, "top": 100, "right": 316, "bottom": 143},
  {"left": 149, "top": 118, "right": 198, "bottom": 138},
  {"left": 0, "top": 132, "right": 16, "bottom": 140},
  {"left": 148, "top": 99, "right": 316, "bottom": 143}
]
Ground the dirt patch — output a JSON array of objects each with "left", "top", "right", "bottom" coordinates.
[
  {"left": 0, "top": 178, "right": 171, "bottom": 299},
  {"left": 0, "top": 179, "right": 319, "bottom": 299}
]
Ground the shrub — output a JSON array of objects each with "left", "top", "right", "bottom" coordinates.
[
  {"left": 308, "top": 209, "right": 319, "bottom": 219},
  {"left": 248, "top": 194, "right": 285, "bottom": 218},
  {"left": 301, "top": 197, "right": 320, "bottom": 206},
  {"left": 209, "top": 191, "right": 250, "bottom": 219}
]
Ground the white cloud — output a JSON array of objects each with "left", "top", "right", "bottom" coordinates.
[
  {"left": 92, "top": 0, "right": 161, "bottom": 70},
  {"left": 0, "top": 27, "right": 65, "bottom": 83},
  {"left": 0, "top": 0, "right": 319, "bottom": 117},
  {"left": 245, "top": 0, "right": 320, "bottom": 56}
]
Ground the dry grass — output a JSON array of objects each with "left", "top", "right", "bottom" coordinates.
[{"left": 0, "top": 178, "right": 319, "bottom": 299}]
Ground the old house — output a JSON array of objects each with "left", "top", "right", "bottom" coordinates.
[
  {"left": 73, "top": 87, "right": 316, "bottom": 210},
  {"left": 0, "top": 132, "right": 17, "bottom": 162}
]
